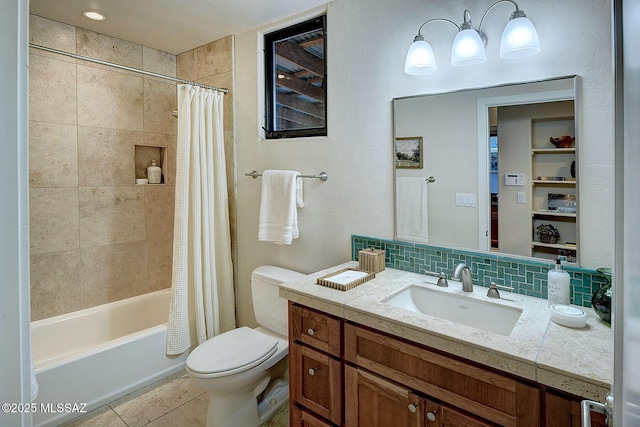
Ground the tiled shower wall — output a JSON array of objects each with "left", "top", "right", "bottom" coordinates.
[{"left": 28, "top": 15, "right": 236, "bottom": 320}]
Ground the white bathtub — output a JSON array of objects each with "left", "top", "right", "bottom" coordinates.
[{"left": 31, "top": 289, "right": 189, "bottom": 427}]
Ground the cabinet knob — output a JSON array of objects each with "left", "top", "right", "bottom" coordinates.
[
  {"left": 308, "top": 367, "right": 319, "bottom": 376},
  {"left": 408, "top": 402, "right": 418, "bottom": 413},
  {"left": 426, "top": 410, "right": 437, "bottom": 422},
  {"left": 307, "top": 328, "right": 316, "bottom": 336}
]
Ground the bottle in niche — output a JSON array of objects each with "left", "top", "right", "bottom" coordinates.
[{"left": 147, "top": 160, "right": 162, "bottom": 184}]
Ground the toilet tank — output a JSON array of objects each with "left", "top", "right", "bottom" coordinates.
[{"left": 251, "top": 266, "right": 304, "bottom": 336}]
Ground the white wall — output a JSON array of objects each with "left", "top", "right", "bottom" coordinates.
[
  {"left": 0, "top": 0, "right": 33, "bottom": 425},
  {"left": 235, "top": 0, "right": 614, "bottom": 326}
]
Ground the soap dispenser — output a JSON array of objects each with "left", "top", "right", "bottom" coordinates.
[
  {"left": 547, "top": 258, "right": 570, "bottom": 306},
  {"left": 147, "top": 160, "right": 162, "bottom": 184}
]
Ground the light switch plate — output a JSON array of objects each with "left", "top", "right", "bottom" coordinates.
[
  {"left": 455, "top": 193, "right": 476, "bottom": 207},
  {"left": 517, "top": 192, "right": 526, "bottom": 203}
]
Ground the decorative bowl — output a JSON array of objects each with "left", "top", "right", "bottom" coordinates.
[{"left": 549, "top": 135, "right": 575, "bottom": 148}]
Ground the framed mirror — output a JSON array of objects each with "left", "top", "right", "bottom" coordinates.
[{"left": 393, "top": 76, "right": 579, "bottom": 263}]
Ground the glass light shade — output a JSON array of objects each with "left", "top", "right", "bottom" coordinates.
[
  {"left": 500, "top": 16, "right": 541, "bottom": 59},
  {"left": 404, "top": 39, "right": 437, "bottom": 76},
  {"left": 451, "top": 29, "right": 487, "bottom": 66}
]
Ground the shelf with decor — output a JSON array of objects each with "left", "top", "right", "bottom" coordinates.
[
  {"left": 530, "top": 113, "right": 577, "bottom": 262},
  {"left": 532, "top": 210, "right": 576, "bottom": 218}
]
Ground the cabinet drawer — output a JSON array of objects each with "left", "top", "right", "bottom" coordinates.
[
  {"left": 290, "top": 342, "right": 343, "bottom": 425},
  {"left": 290, "top": 302, "right": 342, "bottom": 356},
  {"left": 344, "top": 323, "right": 539, "bottom": 427},
  {"left": 291, "top": 405, "right": 336, "bottom": 427}
]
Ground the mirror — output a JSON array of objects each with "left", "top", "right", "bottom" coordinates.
[{"left": 393, "top": 76, "right": 578, "bottom": 262}]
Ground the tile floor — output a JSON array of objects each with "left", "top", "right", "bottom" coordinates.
[{"left": 61, "top": 370, "right": 289, "bottom": 427}]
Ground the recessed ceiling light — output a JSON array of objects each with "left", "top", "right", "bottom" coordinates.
[{"left": 82, "top": 11, "right": 106, "bottom": 21}]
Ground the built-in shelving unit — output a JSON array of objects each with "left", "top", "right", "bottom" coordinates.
[{"left": 530, "top": 115, "right": 577, "bottom": 261}]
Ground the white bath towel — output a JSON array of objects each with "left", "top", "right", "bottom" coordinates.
[
  {"left": 258, "top": 170, "right": 303, "bottom": 245},
  {"left": 396, "top": 177, "right": 429, "bottom": 243}
]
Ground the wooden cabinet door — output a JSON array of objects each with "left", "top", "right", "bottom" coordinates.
[
  {"left": 290, "top": 342, "right": 342, "bottom": 425},
  {"left": 544, "top": 391, "right": 607, "bottom": 427},
  {"left": 345, "top": 365, "right": 425, "bottom": 427}
]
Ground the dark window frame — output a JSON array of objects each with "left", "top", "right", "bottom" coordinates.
[{"left": 264, "top": 15, "right": 327, "bottom": 139}]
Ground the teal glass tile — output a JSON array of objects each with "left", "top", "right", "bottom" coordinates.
[{"left": 351, "top": 235, "right": 602, "bottom": 308}]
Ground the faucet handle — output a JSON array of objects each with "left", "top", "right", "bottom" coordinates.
[
  {"left": 437, "top": 272, "right": 448, "bottom": 287},
  {"left": 487, "top": 282, "right": 514, "bottom": 298}
]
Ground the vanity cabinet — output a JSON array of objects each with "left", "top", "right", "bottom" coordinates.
[
  {"left": 530, "top": 115, "right": 577, "bottom": 261},
  {"left": 289, "top": 302, "right": 597, "bottom": 427},
  {"left": 289, "top": 304, "right": 343, "bottom": 426},
  {"left": 344, "top": 323, "right": 538, "bottom": 427}
]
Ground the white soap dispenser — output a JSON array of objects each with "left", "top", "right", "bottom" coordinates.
[
  {"left": 147, "top": 160, "right": 162, "bottom": 184},
  {"left": 547, "top": 258, "right": 570, "bottom": 306}
]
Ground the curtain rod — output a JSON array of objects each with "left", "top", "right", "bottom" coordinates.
[{"left": 29, "top": 43, "right": 229, "bottom": 95}]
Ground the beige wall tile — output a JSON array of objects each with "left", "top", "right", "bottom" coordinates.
[
  {"left": 146, "top": 237, "right": 173, "bottom": 293},
  {"left": 29, "top": 188, "right": 79, "bottom": 255},
  {"left": 77, "top": 28, "right": 143, "bottom": 69},
  {"left": 196, "top": 36, "right": 233, "bottom": 80},
  {"left": 29, "top": 54, "right": 77, "bottom": 124},
  {"left": 80, "top": 241, "right": 147, "bottom": 307},
  {"left": 77, "top": 64, "right": 144, "bottom": 131},
  {"left": 145, "top": 185, "right": 175, "bottom": 240},
  {"left": 30, "top": 250, "right": 82, "bottom": 320},
  {"left": 176, "top": 49, "right": 197, "bottom": 81},
  {"left": 78, "top": 126, "right": 142, "bottom": 187},
  {"left": 29, "top": 121, "right": 78, "bottom": 188},
  {"left": 143, "top": 46, "right": 176, "bottom": 77},
  {"left": 79, "top": 187, "right": 145, "bottom": 247},
  {"left": 29, "top": 15, "right": 76, "bottom": 58},
  {"left": 144, "top": 79, "right": 177, "bottom": 135}
]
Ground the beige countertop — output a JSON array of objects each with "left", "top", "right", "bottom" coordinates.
[{"left": 279, "top": 261, "right": 612, "bottom": 402}]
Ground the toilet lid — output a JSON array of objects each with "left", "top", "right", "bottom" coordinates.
[{"left": 186, "top": 327, "right": 278, "bottom": 375}]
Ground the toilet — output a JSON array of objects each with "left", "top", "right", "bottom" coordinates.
[{"left": 186, "top": 265, "right": 304, "bottom": 427}]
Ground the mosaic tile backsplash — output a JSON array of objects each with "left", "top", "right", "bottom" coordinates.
[{"left": 352, "top": 235, "right": 610, "bottom": 308}]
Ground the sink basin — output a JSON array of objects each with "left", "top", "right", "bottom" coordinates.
[{"left": 383, "top": 285, "right": 523, "bottom": 336}]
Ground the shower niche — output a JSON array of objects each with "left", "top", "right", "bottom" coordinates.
[{"left": 134, "top": 145, "right": 167, "bottom": 184}]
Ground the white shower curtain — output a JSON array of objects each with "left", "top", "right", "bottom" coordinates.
[{"left": 166, "top": 85, "right": 236, "bottom": 355}]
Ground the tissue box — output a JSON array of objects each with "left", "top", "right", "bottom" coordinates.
[{"left": 358, "top": 248, "right": 386, "bottom": 273}]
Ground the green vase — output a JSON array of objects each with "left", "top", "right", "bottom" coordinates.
[{"left": 592, "top": 268, "right": 612, "bottom": 324}]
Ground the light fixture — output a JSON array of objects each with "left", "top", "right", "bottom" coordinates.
[
  {"left": 82, "top": 11, "right": 106, "bottom": 21},
  {"left": 404, "top": 0, "right": 540, "bottom": 76}
]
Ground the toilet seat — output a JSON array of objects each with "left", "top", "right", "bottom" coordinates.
[{"left": 186, "top": 327, "right": 278, "bottom": 377}]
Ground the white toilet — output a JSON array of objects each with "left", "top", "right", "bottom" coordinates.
[{"left": 186, "top": 265, "right": 304, "bottom": 427}]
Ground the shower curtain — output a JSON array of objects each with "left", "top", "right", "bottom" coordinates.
[{"left": 166, "top": 85, "right": 236, "bottom": 355}]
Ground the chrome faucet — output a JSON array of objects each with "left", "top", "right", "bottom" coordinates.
[{"left": 452, "top": 263, "right": 473, "bottom": 292}]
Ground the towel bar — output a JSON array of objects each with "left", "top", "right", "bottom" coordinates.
[{"left": 245, "top": 170, "right": 328, "bottom": 182}]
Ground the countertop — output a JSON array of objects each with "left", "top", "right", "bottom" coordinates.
[{"left": 279, "top": 261, "right": 612, "bottom": 402}]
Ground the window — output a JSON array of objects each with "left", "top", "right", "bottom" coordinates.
[{"left": 264, "top": 16, "right": 327, "bottom": 139}]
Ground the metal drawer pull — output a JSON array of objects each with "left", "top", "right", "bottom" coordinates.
[
  {"left": 307, "top": 328, "right": 316, "bottom": 336},
  {"left": 426, "top": 410, "right": 437, "bottom": 422},
  {"left": 408, "top": 402, "right": 418, "bottom": 413},
  {"left": 308, "top": 367, "right": 319, "bottom": 376}
]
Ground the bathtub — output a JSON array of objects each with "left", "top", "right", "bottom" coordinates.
[{"left": 31, "top": 289, "right": 189, "bottom": 427}]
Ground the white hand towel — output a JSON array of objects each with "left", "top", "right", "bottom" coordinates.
[
  {"left": 259, "top": 170, "right": 302, "bottom": 245},
  {"left": 396, "top": 177, "right": 429, "bottom": 243}
]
